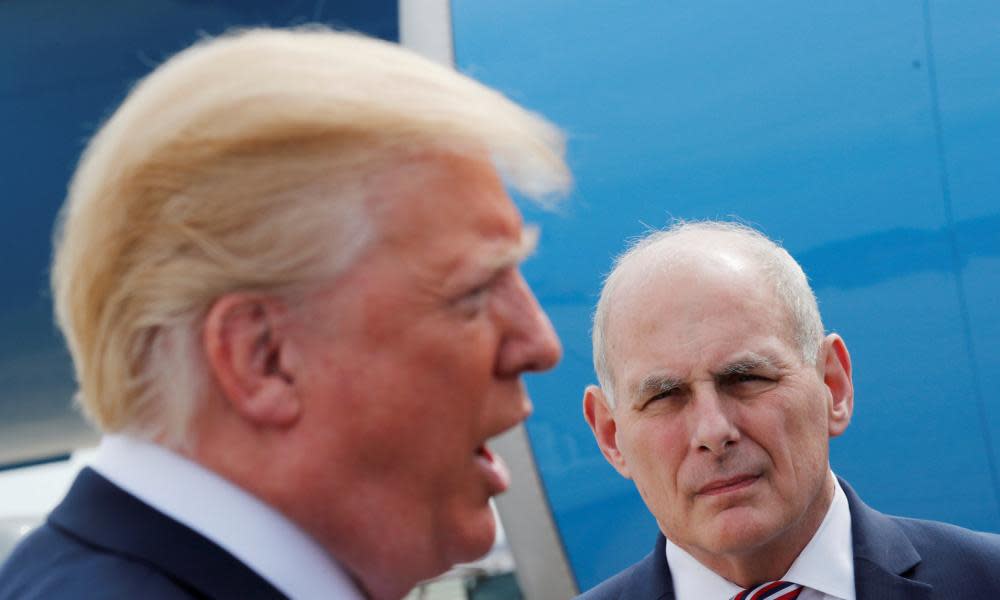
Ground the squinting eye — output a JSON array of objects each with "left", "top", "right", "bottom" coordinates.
[
  {"left": 642, "top": 388, "right": 680, "bottom": 408},
  {"left": 453, "top": 285, "right": 490, "bottom": 316},
  {"left": 724, "top": 373, "right": 777, "bottom": 393},
  {"left": 466, "top": 285, "right": 488, "bottom": 300}
]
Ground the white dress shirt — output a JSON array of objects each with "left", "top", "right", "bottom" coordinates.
[
  {"left": 90, "top": 434, "right": 364, "bottom": 600},
  {"left": 666, "top": 474, "right": 856, "bottom": 600}
]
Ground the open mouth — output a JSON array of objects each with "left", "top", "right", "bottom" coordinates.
[{"left": 475, "top": 444, "right": 511, "bottom": 495}]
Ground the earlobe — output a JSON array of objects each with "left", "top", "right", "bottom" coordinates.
[
  {"left": 821, "top": 334, "right": 854, "bottom": 438},
  {"left": 583, "top": 385, "right": 631, "bottom": 479},
  {"left": 203, "top": 294, "right": 301, "bottom": 428}
]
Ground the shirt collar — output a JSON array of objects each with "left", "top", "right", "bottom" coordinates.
[
  {"left": 784, "top": 476, "right": 855, "bottom": 599},
  {"left": 90, "top": 434, "right": 364, "bottom": 600},
  {"left": 666, "top": 474, "right": 855, "bottom": 600}
]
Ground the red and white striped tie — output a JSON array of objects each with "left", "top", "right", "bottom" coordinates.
[{"left": 731, "top": 580, "right": 804, "bottom": 600}]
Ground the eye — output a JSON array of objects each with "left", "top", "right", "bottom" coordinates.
[
  {"left": 648, "top": 389, "right": 675, "bottom": 402},
  {"left": 452, "top": 283, "right": 491, "bottom": 317},
  {"left": 722, "top": 372, "right": 777, "bottom": 394},
  {"left": 640, "top": 387, "right": 683, "bottom": 411}
]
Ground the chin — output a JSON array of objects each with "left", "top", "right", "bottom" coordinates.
[
  {"left": 447, "top": 507, "right": 498, "bottom": 564},
  {"left": 705, "top": 515, "right": 785, "bottom": 554}
]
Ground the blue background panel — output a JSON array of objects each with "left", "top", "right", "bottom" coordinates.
[
  {"left": 929, "top": 0, "right": 1000, "bottom": 490},
  {"left": 453, "top": 0, "right": 1000, "bottom": 590}
]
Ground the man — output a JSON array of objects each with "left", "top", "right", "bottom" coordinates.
[
  {"left": 0, "top": 28, "right": 569, "bottom": 600},
  {"left": 580, "top": 221, "right": 1000, "bottom": 599}
]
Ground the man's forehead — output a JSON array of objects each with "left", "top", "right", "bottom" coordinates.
[
  {"left": 368, "top": 149, "right": 503, "bottom": 210},
  {"left": 605, "top": 258, "right": 727, "bottom": 337},
  {"left": 601, "top": 243, "right": 795, "bottom": 385},
  {"left": 368, "top": 150, "right": 523, "bottom": 239},
  {"left": 616, "top": 235, "right": 755, "bottom": 289}
]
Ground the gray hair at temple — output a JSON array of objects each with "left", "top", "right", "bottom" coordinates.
[
  {"left": 591, "top": 221, "right": 824, "bottom": 407},
  {"left": 51, "top": 26, "right": 570, "bottom": 446}
]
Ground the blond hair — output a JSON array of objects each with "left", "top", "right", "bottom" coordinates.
[{"left": 52, "top": 27, "right": 570, "bottom": 444}]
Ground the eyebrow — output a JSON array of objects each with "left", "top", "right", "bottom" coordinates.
[
  {"left": 634, "top": 372, "right": 685, "bottom": 403},
  {"left": 630, "top": 353, "right": 783, "bottom": 403},
  {"left": 484, "top": 224, "right": 539, "bottom": 271},
  {"left": 445, "top": 225, "right": 540, "bottom": 296},
  {"left": 715, "top": 354, "right": 779, "bottom": 377}
]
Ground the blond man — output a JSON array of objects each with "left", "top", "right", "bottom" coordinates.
[{"left": 0, "top": 27, "right": 569, "bottom": 600}]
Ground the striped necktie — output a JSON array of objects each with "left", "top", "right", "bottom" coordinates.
[{"left": 731, "top": 580, "right": 804, "bottom": 600}]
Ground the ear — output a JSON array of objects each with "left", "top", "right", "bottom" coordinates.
[
  {"left": 203, "top": 293, "right": 301, "bottom": 428},
  {"left": 583, "top": 385, "right": 631, "bottom": 479},
  {"left": 820, "top": 333, "right": 853, "bottom": 438}
]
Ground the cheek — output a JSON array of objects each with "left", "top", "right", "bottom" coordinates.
[
  {"left": 622, "top": 422, "right": 686, "bottom": 488},
  {"left": 625, "top": 435, "right": 693, "bottom": 537},
  {"left": 767, "top": 393, "right": 831, "bottom": 480},
  {"left": 785, "top": 390, "right": 831, "bottom": 445}
]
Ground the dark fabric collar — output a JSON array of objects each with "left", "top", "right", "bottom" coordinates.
[
  {"left": 839, "top": 477, "right": 932, "bottom": 600},
  {"left": 49, "top": 467, "right": 287, "bottom": 600},
  {"left": 625, "top": 534, "right": 675, "bottom": 600}
]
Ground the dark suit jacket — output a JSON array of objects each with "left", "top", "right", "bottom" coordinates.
[
  {"left": 577, "top": 479, "right": 1000, "bottom": 600},
  {"left": 0, "top": 467, "right": 287, "bottom": 599}
]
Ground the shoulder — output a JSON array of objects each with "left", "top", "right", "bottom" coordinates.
[
  {"left": 0, "top": 522, "right": 195, "bottom": 600},
  {"left": 576, "top": 559, "right": 647, "bottom": 600},
  {"left": 575, "top": 534, "right": 672, "bottom": 600},
  {"left": 891, "top": 514, "right": 1000, "bottom": 573},
  {"left": 843, "top": 477, "right": 1000, "bottom": 592}
]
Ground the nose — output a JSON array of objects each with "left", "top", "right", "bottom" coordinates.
[
  {"left": 494, "top": 272, "right": 562, "bottom": 377},
  {"left": 690, "top": 385, "right": 740, "bottom": 455}
]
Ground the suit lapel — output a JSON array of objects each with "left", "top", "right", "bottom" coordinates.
[
  {"left": 49, "top": 468, "right": 287, "bottom": 600},
  {"left": 841, "top": 478, "right": 932, "bottom": 600},
  {"left": 624, "top": 534, "right": 676, "bottom": 600}
]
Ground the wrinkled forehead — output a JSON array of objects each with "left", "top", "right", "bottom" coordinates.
[
  {"left": 368, "top": 150, "right": 520, "bottom": 228},
  {"left": 601, "top": 238, "right": 793, "bottom": 373},
  {"left": 355, "top": 149, "right": 536, "bottom": 280}
]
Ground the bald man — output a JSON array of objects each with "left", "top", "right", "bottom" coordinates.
[{"left": 579, "top": 221, "right": 1000, "bottom": 600}]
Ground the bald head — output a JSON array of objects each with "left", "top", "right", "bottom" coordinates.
[{"left": 592, "top": 222, "right": 823, "bottom": 406}]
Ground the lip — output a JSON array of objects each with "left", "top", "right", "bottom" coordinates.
[
  {"left": 475, "top": 443, "right": 511, "bottom": 495},
  {"left": 697, "top": 474, "right": 760, "bottom": 496}
]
